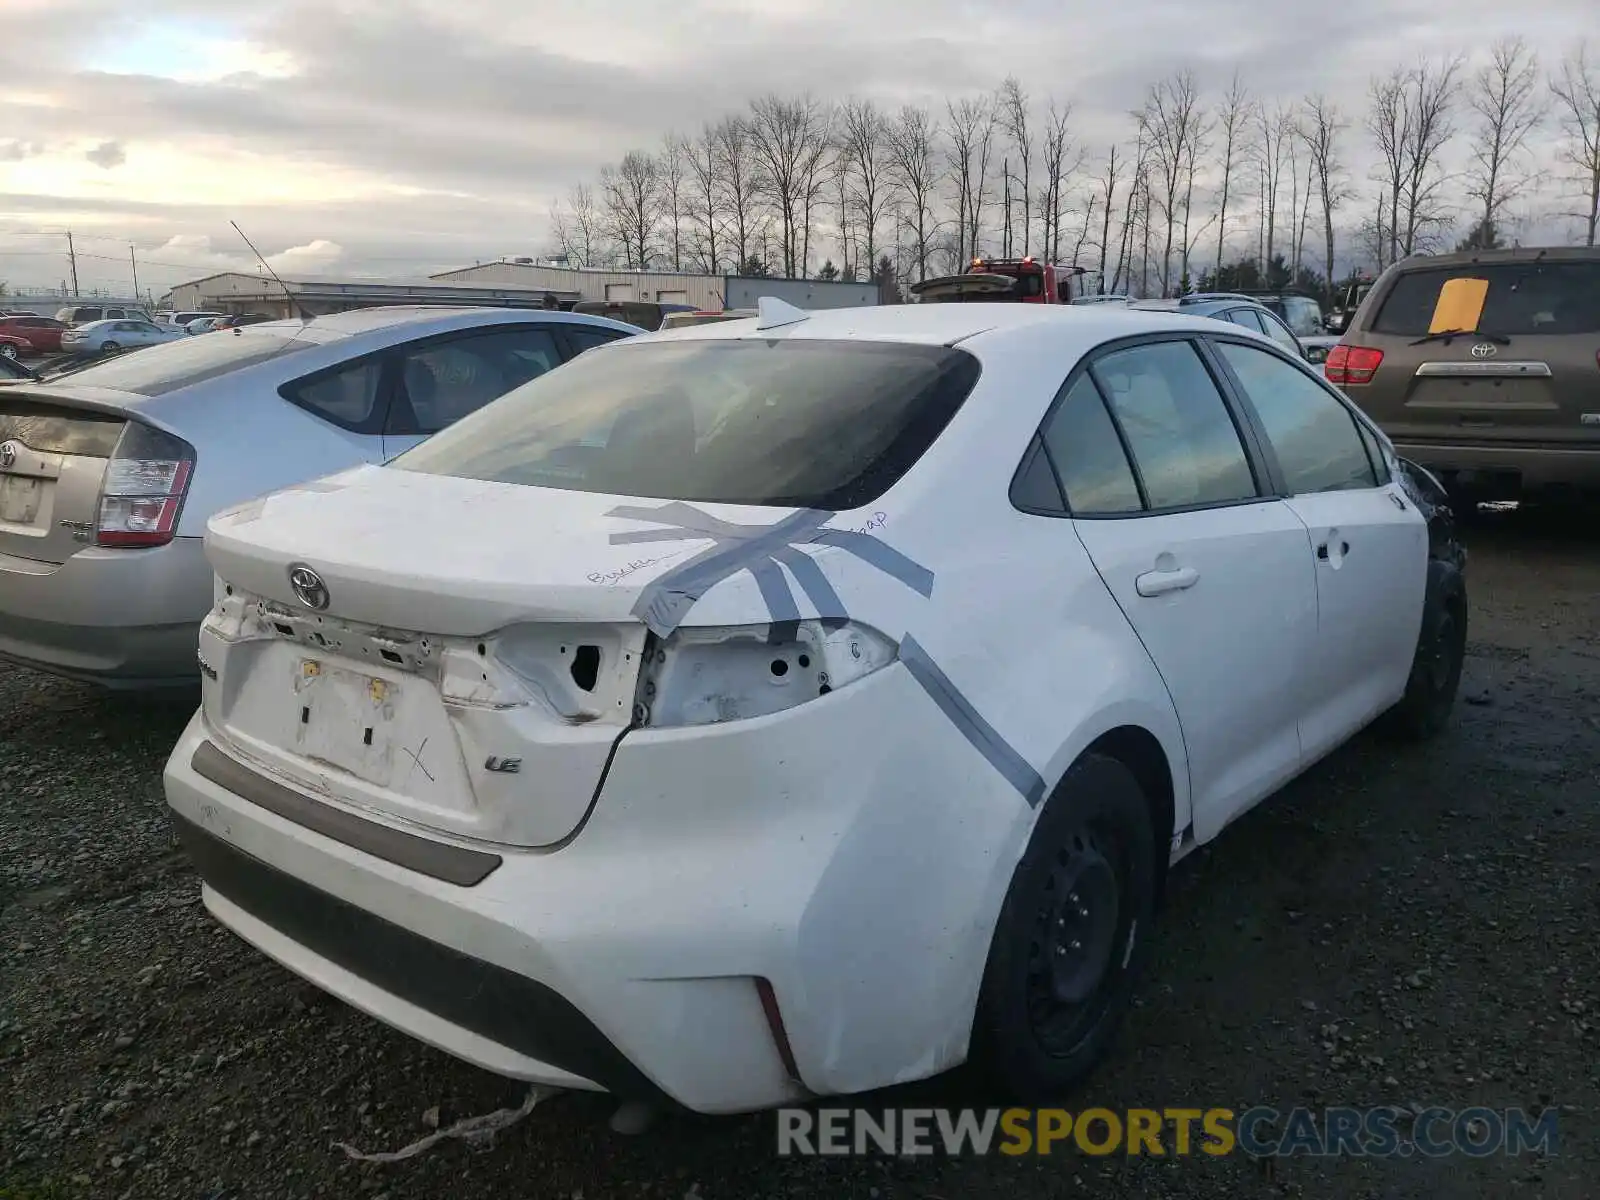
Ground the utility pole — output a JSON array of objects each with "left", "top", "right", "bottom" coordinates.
[
  {"left": 129, "top": 245, "right": 140, "bottom": 302},
  {"left": 66, "top": 231, "right": 80, "bottom": 296}
]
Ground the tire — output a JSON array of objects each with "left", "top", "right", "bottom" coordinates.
[
  {"left": 1379, "top": 560, "right": 1467, "bottom": 741},
  {"left": 970, "top": 753, "right": 1157, "bottom": 1102},
  {"left": 100, "top": 341, "right": 121, "bottom": 354},
  {"left": 0, "top": 343, "right": 16, "bottom": 360}
]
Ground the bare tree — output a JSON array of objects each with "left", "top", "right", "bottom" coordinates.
[
  {"left": 998, "top": 77, "right": 1034, "bottom": 255},
  {"left": 1095, "top": 145, "right": 1124, "bottom": 291},
  {"left": 1284, "top": 117, "right": 1307, "bottom": 276},
  {"left": 659, "top": 134, "right": 689, "bottom": 271},
  {"left": 715, "top": 117, "right": 762, "bottom": 272},
  {"left": 842, "top": 99, "right": 893, "bottom": 274},
  {"left": 747, "top": 94, "right": 830, "bottom": 276},
  {"left": 1367, "top": 67, "right": 1410, "bottom": 268},
  {"left": 1551, "top": 41, "right": 1600, "bottom": 246},
  {"left": 684, "top": 124, "right": 724, "bottom": 274},
  {"left": 1302, "top": 95, "right": 1354, "bottom": 296},
  {"left": 1140, "top": 70, "right": 1207, "bottom": 295},
  {"left": 830, "top": 132, "right": 857, "bottom": 279},
  {"left": 799, "top": 106, "right": 835, "bottom": 277},
  {"left": 886, "top": 104, "right": 942, "bottom": 282},
  {"left": 600, "top": 150, "right": 662, "bottom": 269},
  {"left": 1213, "top": 72, "right": 1250, "bottom": 275},
  {"left": 1397, "top": 55, "right": 1464, "bottom": 255},
  {"left": 946, "top": 94, "right": 997, "bottom": 262},
  {"left": 1255, "top": 101, "right": 1295, "bottom": 273},
  {"left": 1038, "top": 99, "right": 1076, "bottom": 261},
  {"left": 549, "top": 182, "right": 602, "bottom": 267},
  {"left": 1462, "top": 37, "right": 1545, "bottom": 245}
]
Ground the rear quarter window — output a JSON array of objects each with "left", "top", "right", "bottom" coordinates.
[{"left": 1372, "top": 262, "right": 1600, "bottom": 336}]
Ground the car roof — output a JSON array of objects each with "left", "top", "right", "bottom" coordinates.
[
  {"left": 248, "top": 305, "right": 637, "bottom": 340},
  {"left": 1389, "top": 245, "right": 1600, "bottom": 270},
  {"left": 641, "top": 300, "right": 1242, "bottom": 354}
]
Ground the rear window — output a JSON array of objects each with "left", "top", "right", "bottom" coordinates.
[
  {"left": 1371, "top": 262, "right": 1600, "bottom": 337},
  {"left": 391, "top": 338, "right": 982, "bottom": 509},
  {"left": 40, "top": 329, "right": 316, "bottom": 396}
]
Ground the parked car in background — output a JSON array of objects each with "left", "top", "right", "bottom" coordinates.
[
  {"left": 657, "top": 308, "right": 757, "bottom": 330},
  {"left": 1325, "top": 246, "right": 1600, "bottom": 506},
  {"left": 158, "top": 310, "right": 225, "bottom": 330},
  {"left": 186, "top": 316, "right": 227, "bottom": 335},
  {"left": 59, "top": 318, "right": 186, "bottom": 357},
  {"left": 1070, "top": 294, "right": 1132, "bottom": 306},
  {"left": 0, "top": 306, "right": 638, "bottom": 687},
  {"left": 571, "top": 300, "right": 698, "bottom": 331},
  {"left": 55, "top": 304, "right": 155, "bottom": 326},
  {"left": 214, "top": 314, "right": 276, "bottom": 330},
  {"left": 1131, "top": 296, "right": 1313, "bottom": 361},
  {"left": 0, "top": 334, "right": 34, "bottom": 360},
  {"left": 0, "top": 315, "right": 69, "bottom": 355},
  {"left": 162, "top": 300, "right": 1465, "bottom": 1115}
]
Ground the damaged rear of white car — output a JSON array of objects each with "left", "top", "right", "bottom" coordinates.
[{"left": 164, "top": 302, "right": 1465, "bottom": 1113}]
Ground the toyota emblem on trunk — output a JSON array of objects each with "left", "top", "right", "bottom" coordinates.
[
  {"left": 0, "top": 440, "right": 17, "bottom": 470},
  {"left": 1470, "top": 342, "right": 1497, "bottom": 358},
  {"left": 288, "top": 563, "right": 330, "bottom": 611}
]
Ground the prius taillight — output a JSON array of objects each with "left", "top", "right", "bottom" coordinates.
[{"left": 96, "top": 422, "right": 196, "bottom": 549}]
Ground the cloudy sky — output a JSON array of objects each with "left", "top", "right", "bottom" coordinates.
[{"left": 1, "top": 0, "right": 1594, "bottom": 298}]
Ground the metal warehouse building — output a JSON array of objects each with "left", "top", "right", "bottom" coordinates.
[
  {"left": 430, "top": 261, "right": 880, "bottom": 311},
  {"left": 159, "top": 272, "right": 584, "bottom": 319}
]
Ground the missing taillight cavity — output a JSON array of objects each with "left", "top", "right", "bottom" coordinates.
[
  {"left": 95, "top": 422, "right": 196, "bottom": 549},
  {"left": 570, "top": 644, "right": 601, "bottom": 692}
]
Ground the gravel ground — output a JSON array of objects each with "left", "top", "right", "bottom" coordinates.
[{"left": 2, "top": 505, "right": 1596, "bottom": 1200}]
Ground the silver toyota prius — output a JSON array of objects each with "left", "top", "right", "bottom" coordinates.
[{"left": 0, "top": 305, "right": 635, "bottom": 687}]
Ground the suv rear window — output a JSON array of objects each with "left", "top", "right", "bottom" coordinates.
[
  {"left": 1371, "top": 262, "right": 1600, "bottom": 336},
  {"left": 391, "top": 338, "right": 982, "bottom": 509},
  {"left": 42, "top": 329, "right": 317, "bottom": 395}
]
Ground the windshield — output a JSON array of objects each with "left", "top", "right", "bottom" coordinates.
[
  {"left": 391, "top": 338, "right": 982, "bottom": 509},
  {"left": 1371, "top": 263, "right": 1600, "bottom": 336},
  {"left": 40, "top": 328, "right": 317, "bottom": 395}
]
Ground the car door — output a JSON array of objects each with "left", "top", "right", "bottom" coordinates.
[
  {"left": 382, "top": 324, "right": 566, "bottom": 458},
  {"left": 1046, "top": 337, "right": 1319, "bottom": 840},
  {"left": 1209, "top": 337, "right": 1427, "bottom": 761}
]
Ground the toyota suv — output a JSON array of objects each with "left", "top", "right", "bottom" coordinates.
[{"left": 1325, "top": 248, "right": 1600, "bottom": 505}]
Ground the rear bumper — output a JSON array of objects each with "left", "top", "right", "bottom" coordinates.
[
  {"left": 1391, "top": 442, "right": 1600, "bottom": 493},
  {"left": 162, "top": 661, "right": 1030, "bottom": 1112},
  {"left": 0, "top": 537, "right": 212, "bottom": 686}
]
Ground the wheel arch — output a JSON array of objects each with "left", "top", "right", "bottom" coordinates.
[{"left": 1080, "top": 725, "right": 1178, "bottom": 901}]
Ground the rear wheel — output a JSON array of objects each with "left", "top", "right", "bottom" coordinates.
[
  {"left": 100, "top": 340, "right": 121, "bottom": 354},
  {"left": 1380, "top": 563, "right": 1467, "bottom": 741},
  {"left": 970, "top": 754, "right": 1157, "bottom": 1102},
  {"left": 0, "top": 343, "right": 16, "bottom": 360}
]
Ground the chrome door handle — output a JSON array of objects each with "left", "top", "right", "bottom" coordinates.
[{"left": 1135, "top": 566, "right": 1199, "bottom": 597}]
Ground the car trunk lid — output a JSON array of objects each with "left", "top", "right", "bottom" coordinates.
[
  {"left": 200, "top": 464, "right": 820, "bottom": 848},
  {"left": 0, "top": 392, "right": 127, "bottom": 563}
]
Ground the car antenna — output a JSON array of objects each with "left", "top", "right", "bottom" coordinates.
[{"left": 230, "top": 220, "right": 308, "bottom": 321}]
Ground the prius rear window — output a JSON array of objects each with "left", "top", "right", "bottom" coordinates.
[
  {"left": 1371, "top": 262, "right": 1600, "bottom": 336},
  {"left": 390, "top": 338, "right": 982, "bottom": 509}
]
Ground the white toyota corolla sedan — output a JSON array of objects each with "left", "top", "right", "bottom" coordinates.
[{"left": 163, "top": 299, "right": 1468, "bottom": 1113}]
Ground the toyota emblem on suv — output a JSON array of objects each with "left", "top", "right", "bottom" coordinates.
[
  {"left": 288, "top": 563, "right": 330, "bottom": 611},
  {"left": 0, "top": 440, "right": 18, "bottom": 471},
  {"left": 1470, "top": 342, "right": 1498, "bottom": 359}
]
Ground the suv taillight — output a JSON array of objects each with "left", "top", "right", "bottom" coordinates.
[
  {"left": 96, "top": 423, "right": 195, "bottom": 549},
  {"left": 1324, "top": 344, "right": 1384, "bottom": 386}
]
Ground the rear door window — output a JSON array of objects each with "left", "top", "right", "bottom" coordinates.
[
  {"left": 1371, "top": 262, "right": 1600, "bottom": 336},
  {"left": 1227, "top": 308, "right": 1268, "bottom": 333},
  {"left": 1089, "top": 340, "right": 1260, "bottom": 510},
  {"left": 1256, "top": 310, "right": 1307, "bottom": 357}
]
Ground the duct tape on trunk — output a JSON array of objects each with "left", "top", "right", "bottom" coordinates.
[{"left": 608, "top": 502, "right": 1044, "bottom": 807}]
